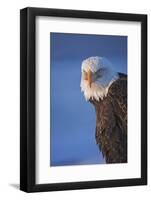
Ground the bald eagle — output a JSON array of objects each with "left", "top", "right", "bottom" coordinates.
[{"left": 81, "top": 56, "right": 127, "bottom": 164}]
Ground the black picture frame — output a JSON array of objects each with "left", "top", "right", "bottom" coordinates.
[{"left": 20, "top": 7, "right": 147, "bottom": 192}]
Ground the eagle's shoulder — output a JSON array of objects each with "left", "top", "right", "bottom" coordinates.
[{"left": 108, "top": 73, "right": 127, "bottom": 97}]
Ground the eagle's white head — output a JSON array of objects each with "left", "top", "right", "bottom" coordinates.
[{"left": 80, "top": 56, "right": 119, "bottom": 101}]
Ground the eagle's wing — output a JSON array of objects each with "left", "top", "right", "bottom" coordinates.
[
  {"left": 95, "top": 98, "right": 118, "bottom": 159},
  {"left": 108, "top": 75, "right": 127, "bottom": 134},
  {"left": 95, "top": 75, "right": 127, "bottom": 163}
]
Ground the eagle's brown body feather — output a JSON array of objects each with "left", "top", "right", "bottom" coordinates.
[{"left": 90, "top": 73, "right": 127, "bottom": 163}]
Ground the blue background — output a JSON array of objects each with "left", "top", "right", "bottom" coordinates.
[{"left": 50, "top": 33, "right": 127, "bottom": 166}]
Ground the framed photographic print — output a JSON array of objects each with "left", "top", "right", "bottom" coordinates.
[{"left": 20, "top": 7, "right": 147, "bottom": 192}]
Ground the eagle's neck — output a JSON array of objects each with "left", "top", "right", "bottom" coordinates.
[{"left": 89, "top": 72, "right": 127, "bottom": 107}]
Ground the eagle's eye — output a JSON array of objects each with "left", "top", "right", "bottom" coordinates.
[{"left": 93, "top": 68, "right": 102, "bottom": 80}]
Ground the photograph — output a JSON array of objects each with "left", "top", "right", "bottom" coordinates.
[{"left": 50, "top": 32, "right": 127, "bottom": 166}]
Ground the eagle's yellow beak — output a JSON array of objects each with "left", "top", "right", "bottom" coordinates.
[
  {"left": 83, "top": 69, "right": 92, "bottom": 88},
  {"left": 87, "top": 70, "right": 92, "bottom": 88}
]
